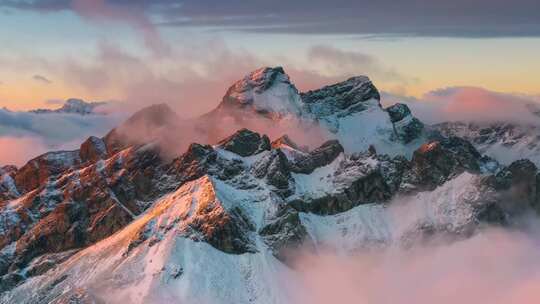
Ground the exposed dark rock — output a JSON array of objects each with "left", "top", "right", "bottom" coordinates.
[
  {"left": 291, "top": 140, "right": 344, "bottom": 174},
  {"left": 290, "top": 169, "right": 392, "bottom": 215},
  {"left": 271, "top": 135, "right": 303, "bottom": 151},
  {"left": 387, "top": 103, "right": 424, "bottom": 144},
  {"left": 220, "top": 67, "right": 291, "bottom": 111},
  {"left": 403, "top": 137, "right": 482, "bottom": 191},
  {"left": 171, "top": 143, "right": 217, "bottom": 183},
  {"left": 79, "top": 136, "right": 107, "bottom": 163},
  {"left": 301, "top": 76, "right": 380, "bottom": 113},
  {"left": 386, "top": 103, "right": 412, "bottom": 123},
  {"left": 484, "top": 159, "right": 539, "bottom": 215},
  {"left": 251, "top": 149, "right": 293, "bottom": 197},
  {"left": 260, "top": 207, "right": 311, "bottom": 261},
  {"left": 14, "top": 151, "right": 81, "bottom": 194},
  {"left": 218, "top": 128, "right": 271, "bottom": 157},
  {"left": 0, "top": 145, "right": 170, "bottom": 280},
  {"left": 187, "top": 206, "right": 256, "bottom": 255}
]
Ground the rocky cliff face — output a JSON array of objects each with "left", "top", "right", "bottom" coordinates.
[
  {"left": 433, "top": 121, "right": 540, "bottom": 167},
  {"left": 1, "top": 67, "right": 540, "bottom": 303},
  {"left": 205, "top": 67, "right": 426, "bottom": 155}
]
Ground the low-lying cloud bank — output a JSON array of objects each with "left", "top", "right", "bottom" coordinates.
[
  {"left": 0, "top": 108, "right": 123, "bottom": 166},
  {"left": 289, "top": 227, "right": 540, "bottom": 304},
  {"left": 382, "top": 86, "right": 540, "bottom": 125}
]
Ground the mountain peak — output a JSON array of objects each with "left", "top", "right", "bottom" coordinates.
[
  {"left": 30, "top": 98, "right": 106, "bottom": 115},
  {"left": 219, "top": 66, "right": 303, "bottom": 117},
  {"left": 123, "top": 103, "right": 177, "bottom": 128},
  {"left": 301, "top": 75, "right": 380, "bottom": 110},
  {"left": 103, "top": 103, "right": 179, "bottom": 154}
]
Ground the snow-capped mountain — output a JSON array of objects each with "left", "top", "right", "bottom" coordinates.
[
  {"left": 30, "top": 99, "right": 107, "bottom": 115},
  {"left": 434, "top": 121, "right": 540, "bottom": 167},
  {"left": 1, "top": 67, "right": 540, "bottom": 304},
  {"left": 205, "top": 67, "right": 427, "bottom": 156}
]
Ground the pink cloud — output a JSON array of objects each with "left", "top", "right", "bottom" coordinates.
[
  {"left": 0, "top": 136, "right": 48, "bottom": 166},
  {"left": 384, "top": 86, "right": 540, "bottom": 125},
  {"left": 288, "top": 228, "right": 540, "bottom": 304},
  {"left": 71, "top": 0, "right": 169, "bottom": 56}
]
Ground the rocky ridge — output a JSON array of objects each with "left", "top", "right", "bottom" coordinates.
[{"left": 1, "top": 67, "right": 540, "bottom": 303}]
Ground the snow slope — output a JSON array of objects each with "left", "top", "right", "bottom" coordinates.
[{"left": 1, "top": 171, "right": 490, "bottom": 304}]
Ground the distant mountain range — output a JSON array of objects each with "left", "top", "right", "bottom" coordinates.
[
  {"left": 1, "top": 67, "right": 540, "bottom": 303},
  {"left": 28, "top": 99, "right": 107, "bottom": 115}
]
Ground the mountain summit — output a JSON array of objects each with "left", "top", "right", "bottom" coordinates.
[
  {"left": 1, "top": 67, "right": 539, "bottom": 303},
  {"left": 30, "top": 98, "right": 107, "bottom": 115},
  {"left": 208, "top": 66, "right": 426, "bottom": 155}
]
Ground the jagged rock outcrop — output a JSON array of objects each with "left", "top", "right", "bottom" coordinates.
[
  {"left": 79, "top": 136, "right": 108, "bottom": 163},
  {"left": 433, "top": 121, "right": 540, "bottom": 167},
  {"left": 218, "top": 67, "right": 303, "bottom": 118},
  {"left": 251, "top": 149, "right": 294, "bottom": 197},
  {"left": 14, "top": 151, "right": 81, "bottom": 194},
  {"left": 171, "top": 143, "right": 218, "bottom": 183},
  {"left": 0, "top": 144, "right": 170, "bottom": 285},
  {"left": 0, "top": 166, "right": 19, "bottom": 204},
  {"left": 186, "top": 204, "right": 256, "bottom": 255},
  {"left": 4, "top": 67, "right": 540, "bottom": 302},
  {"left": 290, "top": 140, "right": 344, "bottom": 174},
  {"left": 271, "top": 135, "right": 303, "bottom": 151},
  {"left": 402, "top": 136, "right": 483, "bottom": 191},
  {"left": 301, "top": 76, "right": 380, "bottom": 115},
  {"left": 482, "top": 159, "right": 539, "bottom": 216},
  {"left": 386, "top": 103, "right": 425, "bottom": 143},
  {"left": 218, "top": 128, "right": 271, "bottom": 157},
  {"left": 207, "top": 67, "right": 423, "bottom": 155},
  {"left": 259, "top": 206, "right": 310, "bottom": 261}
]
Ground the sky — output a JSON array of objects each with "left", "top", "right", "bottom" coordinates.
[
  {"left": 0, "top": 0, "right": 539, "bottom": 111},
  {"left": 1, "top": 0, "right": 540, "bottom": 166}
]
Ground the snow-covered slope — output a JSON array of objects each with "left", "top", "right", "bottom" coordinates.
[
  {"left": 2, "top": 67, "right": 540, "bottom": 304},
  {"left": 209, "top": 67, "right": 426, "bottom": 157},
  {"left": 3, "top": 124, "right": 534, "bottom": 303},
  {"left": 0, "top": 169, "right": 498, "bottom": 304},
  {"left": 434, "top": 121, "right": 540, "bottom": 166}
]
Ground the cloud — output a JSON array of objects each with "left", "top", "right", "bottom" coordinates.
[
  {"left": 2, "top": 0, "right": 540, "bottom": 38},
  {"left": 0, "top": 41, "right": 416, "bottom": 165},
  {"left": 0, "top": 136, "right": 49, "bottom": 166},
  {"left": 45, "top": 98, "right": 65, "bottom": 105},
  {"left": 0, "top": 108, "right": 124, "bottom": 165},
  {"left": 70, "top": 0, "right": 169, "bottom": 56},
  {"left": 305, "top": 45, "right": 411, "bottom": 85},
  {"left": 57, "top": 42, "right": 401, "bottom": 117},
  {"left": 382, "top": 86, "right": 540, "bottom": 125},
  {"left": 288, "top": 227, "right": 540, "bottom": 304},
  {"left": 32, "top": 74, "right": 52, "bottom": 84},
  {"left": 0, "top": 0, "right": 168, "bottom": 55},
  {"left": 158, "top": 0, "right": 540, "bottom": 38}
]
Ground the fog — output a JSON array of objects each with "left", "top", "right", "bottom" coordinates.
[{"left": 288, "top": 227, "right": 540, "bottom": 304}]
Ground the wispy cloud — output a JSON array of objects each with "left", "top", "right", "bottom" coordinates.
[
  {"left": 32, "top": 74, "right": 52, "bottom": 84},
  {"left": 2, "top": 0, "right": 540, "bottom": 38},
  {"left": 70, "top": 0, "right": 169, "bottom": 56},
  {"left": 382, "top": 86, "right": 540, "bottom": 125},
  {"left": 0, "top": 108, "right": 124, "bottom": 165}
]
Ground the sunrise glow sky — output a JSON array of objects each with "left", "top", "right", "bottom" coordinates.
[{"left": 0, "top": 0, "right": 539, "bottom": 111}]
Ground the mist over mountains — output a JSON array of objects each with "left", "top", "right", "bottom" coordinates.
[{"left": 1, "top": 67, "right": 540, "bottom": 303}]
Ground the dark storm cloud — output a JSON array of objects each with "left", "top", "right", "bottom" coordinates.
[{"left": 1, "top": 0, "right": 540, "bottom": 37}]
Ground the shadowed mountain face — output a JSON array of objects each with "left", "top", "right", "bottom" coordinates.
[{"left": 1, "top": 67, "right": 539, "bottom": 303}]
